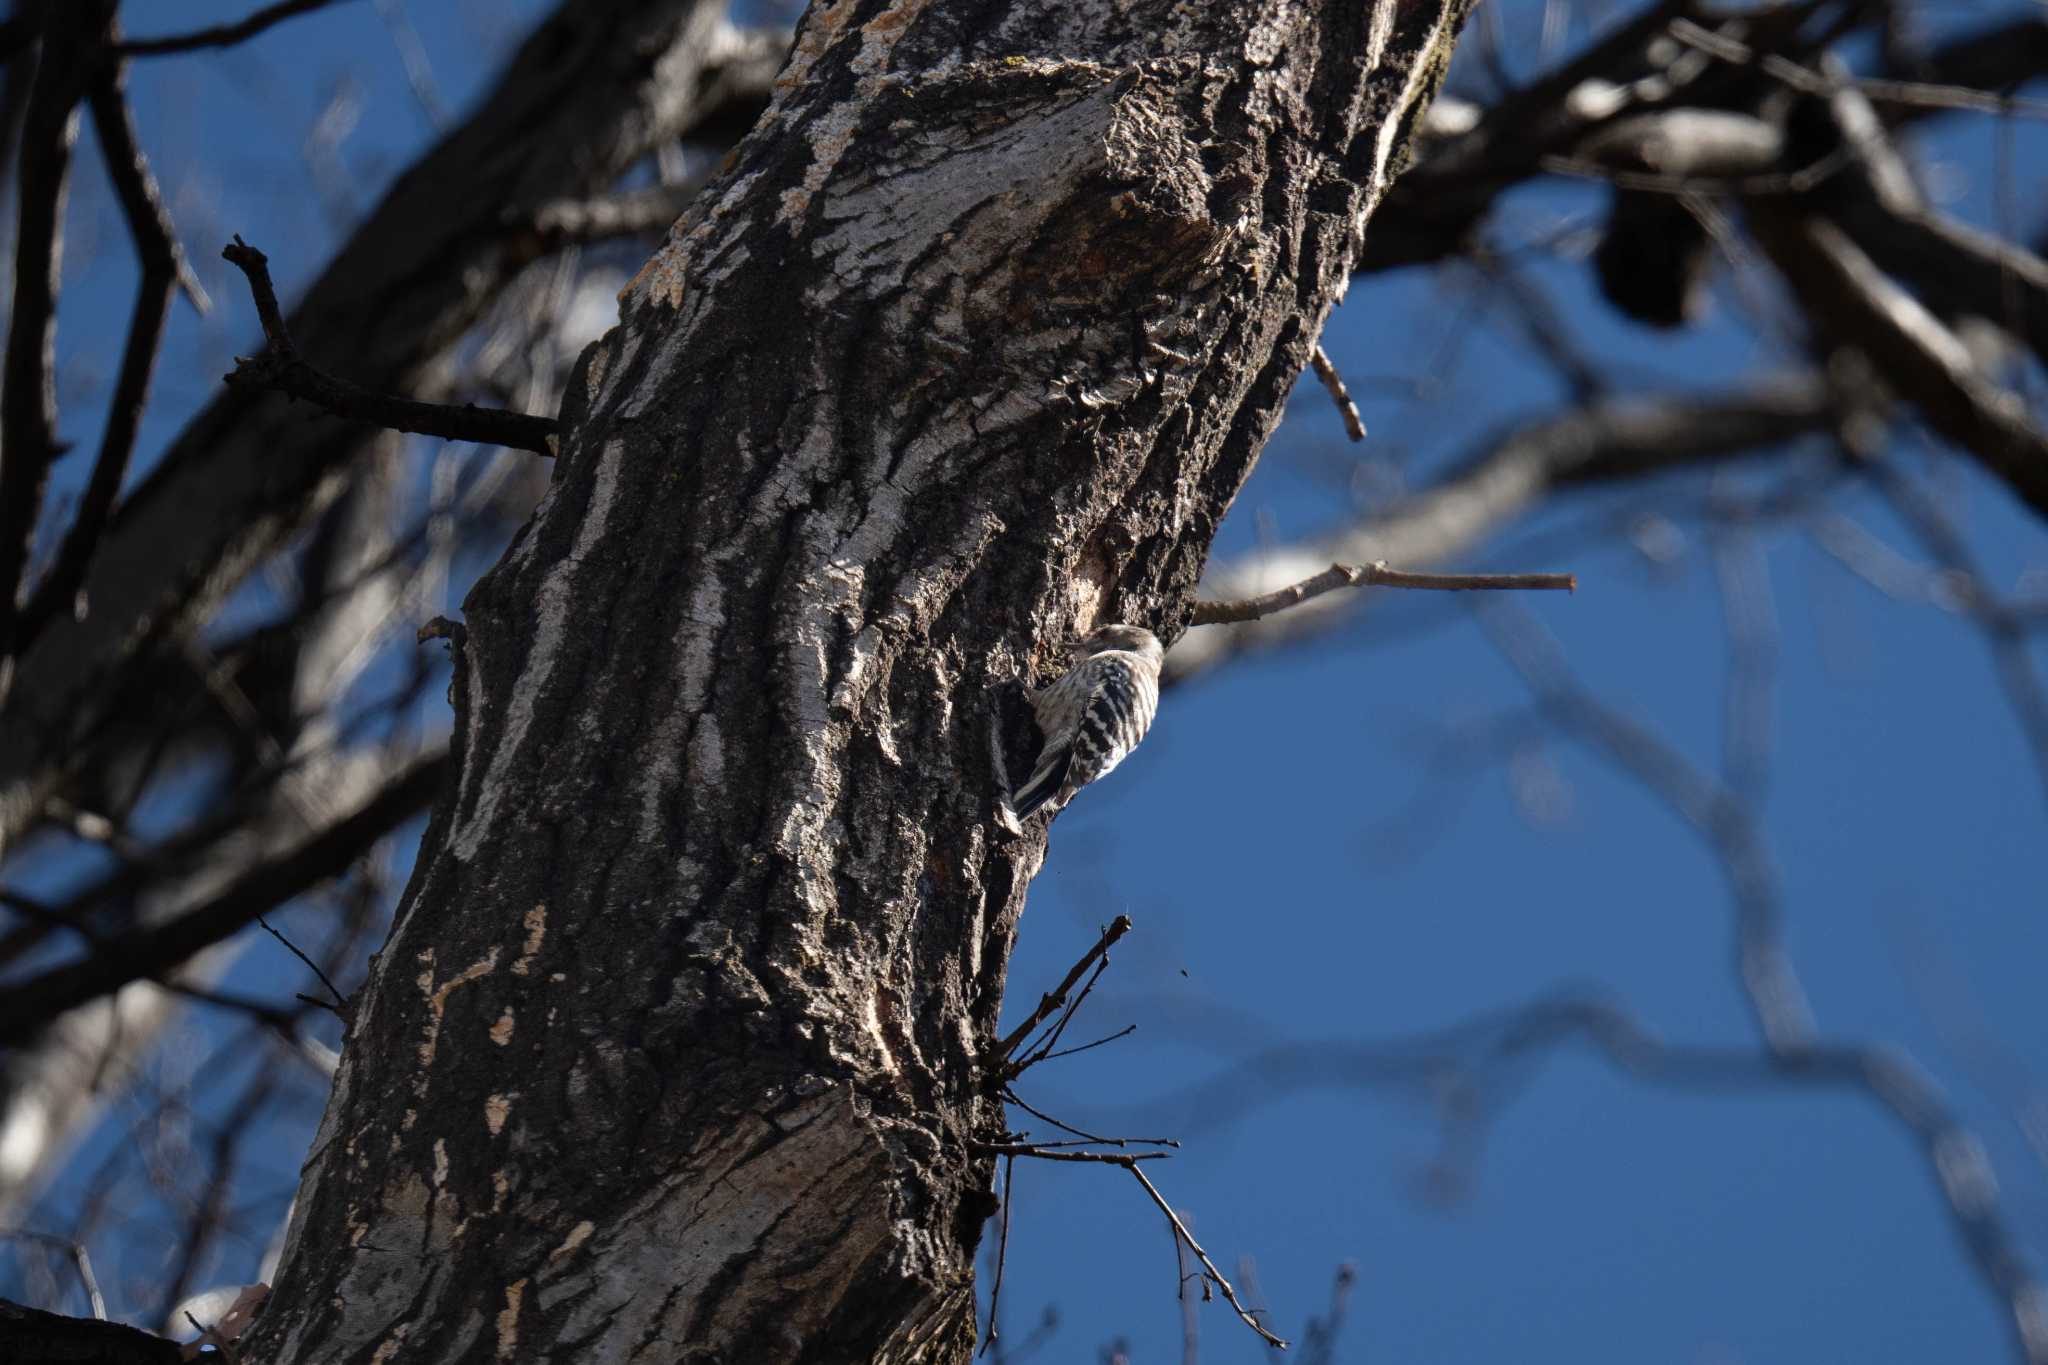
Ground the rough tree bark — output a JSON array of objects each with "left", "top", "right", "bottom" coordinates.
[{"left": 247, "top": 0, "right": 1471, "bottom": 1359}]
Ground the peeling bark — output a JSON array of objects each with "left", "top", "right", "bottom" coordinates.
[{"left": 247, "top": 1, "right": 1471, "bottom": 1360}]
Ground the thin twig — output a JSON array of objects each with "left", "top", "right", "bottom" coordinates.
[
  {"left": 1538, "top": 148, "right": 1854, "bottom": 198},
  {"left": 1190, "top": 560, "right": 1575, "bottom": 626},
  {"left": 1125, "top": 1162, "right": 1289, "bottom": 1350},
  {"left": 1035, "top": 1023, "right": 1138, "bottom": 1063},
  {"left": 0, "top": 755, "right": 445, "bottom": 1046},
  {"left": 1309, "top": 344, "right": 1366, "bottom": 441},
  {"left": 1668, "top": 16, "right": 2048, "bottom": 121},
  {"left": 185, "top": 1310, "right": 239, "bottom": 1363},
  {"left": 996, "top": 915, "right": 1132, "bottom": 1063},
  {"left": 980, "top": 1154, "right": 1014, "bottom": 1358},
  {"left": 525, "top": 180, "right": 710, "bottom": 246},
  {"left": 973, "top": 1140, "right": 1285, "bottom": 1348},
  {"left": 256, "top": 913, "right": 348, "bottom": 1010},
  {"left": 976, "top": 1144, "right": 1172, "bottom": 1164},
  {"left": 1012, "top": 958, "right": 1108, "bottom": 1071},
  {"left": 221, "top": 236, "right": 560, "bottom": 456},
  {"left": 89, "top": 70, "right": 208, "bottom": 312},
  {"left": 1, "top": 1229, "right": 106, "bottom": 1319},
  {"left": 1003, "top": 1089, "right": 1179, "bottom": 1149},
  {"left": 117, "top": 0, "right": 356, "bottom": 57}
]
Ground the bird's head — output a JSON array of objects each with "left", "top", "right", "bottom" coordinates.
[{"left": 1079, "top": 623, "right": 1162, "bottom": 665}]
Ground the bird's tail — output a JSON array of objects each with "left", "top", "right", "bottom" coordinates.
[{"left": 1009, "top": 744, "right": 1073, "bottom": 820}]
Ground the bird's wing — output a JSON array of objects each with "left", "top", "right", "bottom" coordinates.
[
  {"left": 1065, "top": 658, "right": 1147, "bottom": 788},
  {"left": 1012, "top": 656, "right": 1152, "bottom": 819}
]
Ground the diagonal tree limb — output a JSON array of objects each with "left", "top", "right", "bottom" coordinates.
[
  {"left": 114, "top": 0, "right": 356, "bottom": 57},
  {"left": 1847, "top": 204, "right": 2048, "bottom": 371},
  {"left": 0, "top": 453, "right": 452, "bottom": 1219},
  {"left": 16, "top": 61, "right": 204, "bottom": 646},
  {"left": 0, "top": 753, "right": 444, "bottom": 1048},
  {"left": 0, "top": 2, "right": 108, "bottom": 664},
  {"left": 1748, "top": 209, "right": 2048, "bottom": 522},
  {"left": 523, "top": 177, "right": 715, "bottom": 248}
]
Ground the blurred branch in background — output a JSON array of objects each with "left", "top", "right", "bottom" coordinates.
[{"left": 0, "top": 0, "right": 790, "bottom": 1307}]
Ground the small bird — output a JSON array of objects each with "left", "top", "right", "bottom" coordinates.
[{"left": 1010, "top": 623, "right": 1163, "bottom": 820}]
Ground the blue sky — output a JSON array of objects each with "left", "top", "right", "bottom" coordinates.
[{"left": 9, "top": 2, "right": 2047, "bottom": 1361}]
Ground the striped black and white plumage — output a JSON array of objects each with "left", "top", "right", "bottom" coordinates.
[{"left": 1010, "top": 623, "right": 1163, "bottom": 821}]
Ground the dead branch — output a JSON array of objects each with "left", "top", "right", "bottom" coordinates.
[
  {"left": 18, "top": 62, "right": 205, "bottom": 646},
  {"left": 115, "top": 0, "right": 354, "bottom": 57},
  {"left": 979, "top": 1154, "right": 1015, "bottom": 1357},
  {"left": 221, "top": 237, "right": 561, "bottom": 456},
  {"left": 1748, "top": 212, "right": 2048, "bottom": 521},
  {"left": 0, "top": 1229, "right": 105, "bottom": 1319},
  {"left": 525, "top": 179, "right": 711, "bottom": 246},
  {"left": 979, "top": 1140, "right": 1288, "bottom": 1350},
  {"left": 0, "top": 2, "right": 104, "bottom": 661},
  {"left": 1309, "top": 345, "right": 1366, "bottom": 441},
  {"left": 1191, "top": 561, "right": 1575, "bottom": 626},
  {"left": 0, "top": 755, "right": 444, "bottom": 1046},
  {"left": 996, "top": 914, "right": 1132, "bottom": 1067},
  {"left": 254, "top": 913, "right": 348, "bottom": 1012},
  {"left": 1667, "top": 16, "right": 2048, "bottom": 121},
  {"left": 1125, "top": 1162, "right": 1287, "bottom": 1351},
  {"left": 1167, "top": 378, "right": 1840, "bottom": 682}
]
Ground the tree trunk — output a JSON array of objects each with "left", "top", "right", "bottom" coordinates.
[{"left": 248, "top": 1, "right": 1469, "bottom": 1359}]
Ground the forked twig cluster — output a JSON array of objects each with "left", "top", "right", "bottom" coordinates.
[{"left": 980, "top": 918, "right": 1288, "bottom": 1354}]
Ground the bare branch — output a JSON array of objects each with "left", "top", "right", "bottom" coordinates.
[
  {"left": 980, "top": 1154, "right": 1015, "bottom": 1358},
  {"left": 974, "top": 1140, "right": 1286, "bottom": 1348},
  {"left": 0, "top": 1229, "right": 104, "bottom": 1319},
  {"left": 1191, "top": 561, "right": 1575, "bottom": 627},
  {"left": 1750, "top": 212, "right": 2048, "bottom": 521},
  {"left": 0, "top": 2, "right": 104, "bottom": 662},
  {"left": 114, "top": 0, "right": 356, "bottom": 57},
  {"left": 221, "top": 237, "right": 561, "bottom": 456},
  {"left": 996, "top": 915, "right": 1131, "bottom": 1067},
  {"left": 0, "top": 754, "right": 444, "bottom": 1046},
  {"left": 255, "top": 913, "right": 348, "bottom": 1012},
  {"left": 1169, "top": 380, "right": 1836, "bottom": 680},
  {"left": 1668, "top": 17, "right": 2048, "bottom": 121},
  {"left": 1156, "top": 988, "right": 2048, "bottom": 1365},
  {"left": 1308, "top": 345, "right": 1365, "bottom": 441},
  {"left": 977, "top": 1145, "right": 1172, "bottom": 1164},
  {"left": 17, "top": 62, "right": 203, "bottom": 646},
  {"left": 1125, "top": 1162, "right": 1287, "bottom": 1351},
  {"left": 1840, "top": 197, "right": 2048, "bottom": 373},
  {"left": 525, "top": 179, "right": 711, "bottom": 247},
  {"left": 0, "top": 1, "right": 782, "bottom": 858}
]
